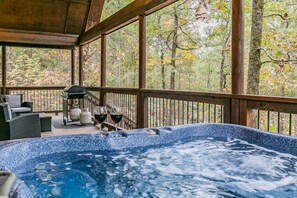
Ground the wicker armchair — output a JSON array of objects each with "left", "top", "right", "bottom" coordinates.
[
  {"left": 0, "top": 103, "right": 41, "bottom": 141},
  {"left": 0, "top": 94, "right": 33, "bottom": 116}
]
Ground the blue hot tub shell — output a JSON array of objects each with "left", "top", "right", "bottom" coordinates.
[{"left": 1, "top": 123, "right": 297, "bottom": 197}]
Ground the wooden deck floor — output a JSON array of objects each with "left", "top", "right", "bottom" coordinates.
[{"left": 41, "top": 114, "right": 103, "bottom": 138}]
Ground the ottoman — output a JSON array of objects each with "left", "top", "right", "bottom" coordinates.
[{"left": 39, "top": 113, "right": 52, "bottom": 132}]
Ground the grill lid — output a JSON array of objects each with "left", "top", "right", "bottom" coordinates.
[
  {"left": 61, "top": 85, "right": 86, "bottom": 99},
  {"left": 63, "top": 85, "right": 85, "bottom": 93}
]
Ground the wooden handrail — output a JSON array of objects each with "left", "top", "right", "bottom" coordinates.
[
  {"left": 3, "top": 86, "right": 297, "bottom": 105},
  {"left": 86, "top": 87, "right": 139, "bottom": 95},
  {"left": 141, "top": 89, "right": 297, "bottom": 104},
  {"left": 4, "top": 86, "right": 66, "bottom": 90}
]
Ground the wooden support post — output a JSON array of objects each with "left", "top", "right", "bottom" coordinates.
[
  {"left": 231, "top": 0, "right": 246, "bottom": 125},
  {"left": 137, "top": 15, "right": 148, "bottom": 128},
  {"left": 100, "top": 34, "right": 107, "bottom": 106},
  {"left": 139, "top": 15, "right": 146, "bottom": 90},
  {"left": 78, "top": 46, "right": 84, "bottom": 108},
  {"left": 2, "top": 46, "right": 6, "bottom": 95},
  {"left": 78, "top": 46, "right": 83, "bottom": 86},
  {"left": 223, "top": 99, "right": 231, "bottom": 123},
  {"left": 71, "top": 49, "right": 75, "bottom": 85},
  {"left": 239, "top": 100, "right": 253, "bottom": 127},
  {"left": 232, "top": 0, "right": 244, "bottom": 95},
  {"left": 231, "top": 98, "right": 240, "bottom": 124}
]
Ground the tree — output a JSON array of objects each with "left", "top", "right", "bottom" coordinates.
[{"left": 247, "top": 0, "right": 264, "bottom": 95}]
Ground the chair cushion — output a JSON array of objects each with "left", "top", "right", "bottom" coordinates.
[
  {"left": 5, "top": 95, "right": 21, "bottom": 108},
  {"left": 11, "top": 107, "right": 31, "bottom": 113}
]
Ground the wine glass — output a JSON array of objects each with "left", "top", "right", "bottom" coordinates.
[
  {"left": 110, "top": 107, "right": 123, "bottom": 131},
  {"left": 94, "top": 106, "right": 108, "bottom": 131}
]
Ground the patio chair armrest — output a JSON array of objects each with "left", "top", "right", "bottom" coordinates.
[
  {"left": 22, "top": 102, "right": 33, "bottom": 112},
  {"left": 7, "top": 114, "right": 41, "bottom": 140}
]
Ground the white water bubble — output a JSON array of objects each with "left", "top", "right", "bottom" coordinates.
[
  {"left": 64, "top": 162, "right": 72, "bottom": 165},
  {"left": 35, "top": 163, "right": 46, "bottom": 170},
  {"left": 51, "top": 186, "right": 62, "bottom": 196},
  {"left": 113, "top": 184, "right": 123, "bottom": 197},
  {"left": 39, "top": 173, "right": 53, "bottom": 182},
  {"left": 47, "top": 162, "right": 56, "bottom": 167}
]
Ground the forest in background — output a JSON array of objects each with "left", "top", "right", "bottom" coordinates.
[{"left": 0, "top": 0, "right": 296, "bottom": 97}]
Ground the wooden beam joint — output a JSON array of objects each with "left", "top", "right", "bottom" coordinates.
[{"left": 79, "top": 0, "right": 176, "bottom": 45}]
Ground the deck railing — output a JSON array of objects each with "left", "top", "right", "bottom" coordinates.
[
  {"left": 2, "top": 86, "right": 297, "bottom": 135},
  {"left": 5, "top": 86, "right": 65, "bottom": 113},
  {"left": 83, "top": 90, "right": 100, "bottom": 115},
  {"left": 234, "top": 95, "right": 297, "bottom": 136},
  {"left": 85, "top": 87, "right": 138, "bottom": 129},
  {"left": 142, "top": 89, "right": 231, "bottom": 128}
]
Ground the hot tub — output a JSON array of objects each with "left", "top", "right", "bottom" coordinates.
[{"left": 1, "top": 124, "right": 297, "bottom": 197}]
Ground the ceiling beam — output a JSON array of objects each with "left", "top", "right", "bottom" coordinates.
[
  {"left": 82, "top": 0, "right": 93, "bottom": 33},
  {"left": 0, "top": 28, "right": 79, "bottom": 48},
  {"left": 64, "top": 0, "right": 72, "bottom": 34},
  {"left": 79, "top": 0, "right": 177, "bottom": 45},
  {"left": 66, "top": 0, "right": 89, "bottom": 5},
  {"left": 85, "top": 0, "right": 105, "bottom": 31}
]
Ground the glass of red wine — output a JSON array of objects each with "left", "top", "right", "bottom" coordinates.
[
  {"left": 110, "top": 107, "right": 123, "bottom": 131},
  {"left": 94, "top": 106, "right": 108, "bottom": 131}
]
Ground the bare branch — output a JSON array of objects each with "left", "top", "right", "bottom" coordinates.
[
  {"left": 264, "top": 13, "right": 287, "bottom": 20},
  {"left": 259, "top": 48, "right": 297, "bottom": 65}
]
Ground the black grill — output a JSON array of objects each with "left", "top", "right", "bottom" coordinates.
[
  {"left": 61, "top": 85, "right": 86, "bottom": 99},
  {"left": 61, "top": 85, "right": 86, "bottom": 125}
]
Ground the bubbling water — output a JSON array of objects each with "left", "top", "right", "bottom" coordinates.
[{"left": 15, "top": 137, "right": 297, "bottom": 197}]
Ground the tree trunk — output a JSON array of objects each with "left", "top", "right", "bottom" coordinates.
[
  {"left": 279, "top": 82, "right": 286, "bottom": 133},
  {"left": 161, "top": 49, "right": 165, "bottom": 89},
  {"left": 170, "top": 6, "right": 178, "bottom": 90},
  {"left": 117, "top": 30, "right": 121, "bottom": 87},
  {"left": 158, "top": 15, "right": 166, "bottom": 89},
  {"left": 207, "top": 64, "right": 211, "bottom": 90},
  {"left": 247, "top": 0, "right": 264, "bottom": 95},
  {"left": 220, "top": 23, "right": 231, "bottom": 92}
]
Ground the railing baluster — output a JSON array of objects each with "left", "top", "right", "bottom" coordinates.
[
  {"left": 154, "top": 97, "right": 157, "bottom": 127},
  {"left": 202, "top": 103, "right": 205, "bottom": 123},
  {"left": 267, "top": 111, "right": 270, "bottom": 131},
  {"left": 151, "top": 97, "right": 153, "bottom": 127},
  {"left": 214, "top": 104, "right": 216, "bottom": 123},
  {"left": 162, "top": 98, "right": 165, "bottom": 126},
  {"left": 168, "top": 99, "right": 171, "bottom": 125},
  {"left": 181, "top": 101, "right": 184, "bottom": 125},
  {"left": 257, "top": 110, "right": 260, "bottom": 129},
  {"left": 151, "top": 97, "right": 154, "bottom": 127},
  {"left": 220, "top": 105, "right": 223, "bottom": 123},
  {"left": 277, "top": 112, "right": 280, "bottom": 133},
  {"left": 187, "top": 101, "right": 189, "bottom": 124},
  {"left": 148, "top": 98, "right": 151, "bottom": 128},
  {"left": 177, "top": 100, "right": 179, "bottom": 125},
  {"left": 159, "top": 98, "right": 161, "bottom": 126},
  {"left": 197, "top": 102, "right": 199, "bottom": 123},
  {"left": 208, "top": 103, "right": 211, "bottom": 123},
  {"left": 289, "top": 113, "right": 292, "bottom": 136},
  {"left": 174, "top": 100, "right": 176, "bottom": 125},
  {"left": 128, "top": 94, "right": 130, "bottom": 128},
  {"left": 191, "top": 101, "right": 194, "bottom": 124}
]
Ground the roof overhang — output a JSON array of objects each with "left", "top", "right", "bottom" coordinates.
[{"left": 0, "top": 29, "right": 79, "bottom": 49}]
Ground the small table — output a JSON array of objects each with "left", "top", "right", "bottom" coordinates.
[{"left": 39, "top": 113, "right": 52, "bottom": 132}]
